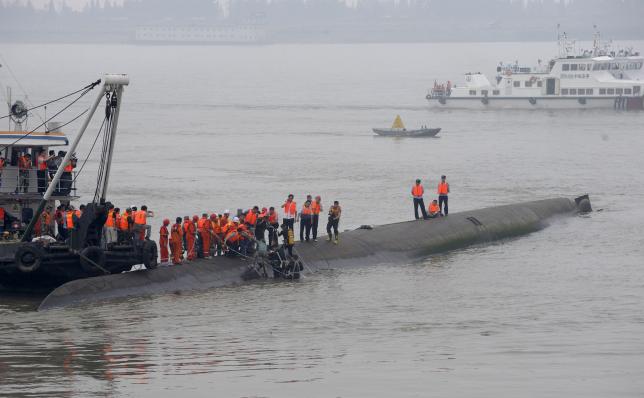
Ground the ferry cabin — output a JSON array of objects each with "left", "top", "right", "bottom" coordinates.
[
  {"left": 428, "top": 54, "right": 644, "bottom": 110},
  {"left": 0, "top": 131, "right": 77, "bottom": 238}
]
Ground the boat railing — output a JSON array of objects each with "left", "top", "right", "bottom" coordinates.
[{"left": 0, "top": 166, "right": 77, "bottom": 196}]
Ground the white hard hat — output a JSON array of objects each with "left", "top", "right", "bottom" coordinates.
[
  {"left": 232, "top": 216, "right": 240, "bottom": 222},
  {"left": 224, "top": 209, "right": 230, "bottom": 214}
]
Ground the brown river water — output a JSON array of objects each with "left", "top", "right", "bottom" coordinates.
[{"left": 0, "top": 41, "right": 643, "bottom": 397}]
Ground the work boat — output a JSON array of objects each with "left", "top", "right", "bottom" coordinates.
[
  {"left": 373, "top": 115, "right": 441, "bottom": 137},
  {"left": 427, "top": 30, "right": 644, "bottom": 110},
  {"left": 0, "top": 75, "right": 158, "bottom": 293}
]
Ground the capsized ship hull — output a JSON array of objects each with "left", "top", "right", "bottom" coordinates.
[{"left": 38, "top": 196, "right": 590, "bottom": 310}]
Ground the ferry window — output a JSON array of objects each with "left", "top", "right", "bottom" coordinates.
[
  {"left": 599, "top": 88, "right": 606, "bottom": 95},
  {"left": 562, "top": 64, "right": 570, "bottom": 71},
  {"left": 635, "top": 86, "right": 641, "bottom": 94},
  {"left": 616, "top": 88, "right": 623, "bottom": 95},
  {"left": 561, "top": 88, "right": 569, "bottom": 95},
  {"left": 481, "top": 90, "right": 489, "bottom": 96},
  {"left": 524, "top": 81, "right": 532, "bottom": 88},
  {"left": 537, "top": 81, "right": 542, "bottom": 87},
  {"left": 637, "top": 62, "right": 643, "bottom": 69},
  {"left": 469, "top": 90, "right": 477, "bottom": 96},
  {"left": 600, "top": 64, "right": 609, "bottom": 70},
  {"left": 569, "top": 88, "right": 577, "bottom": 95},
  {"left": 587, "top": 64, "right": 592, "bottom": 70},
  {"left": 492, "top": 90, "right": 500, "bottom": 95},
  {"left": 612, "top": 63, "right": 619, "bottom": 70},
  {"left": 624, "top": 88, "right": 632, "bottom": 95},
  {"left": 586, "top": 89, "right": 593, "bottom": 95},
  {"left": 593, "top": 64, "right": 600, "bottom": 71},
  {"left": 513, "top": 81, "right": 520, "bottom": 87},
  {"left": 570, "top": 64, "right": 578, "bottom": 71},
  {"left": 607, "top": 88, "right": 615, "bottom": 95},
  {"left": 579, "top": 64, "right": 586, "bottom": 71}
]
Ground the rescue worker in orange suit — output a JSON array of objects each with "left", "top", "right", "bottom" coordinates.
[
  {"left": 428, "top": 199, "right": 440, "bottom": 218},
  {"left": 159, "top": 219, "right": 170, "bottom": 264},
  {"left": 0, "top": 156, "right": 5, "bottom": 189},
  {"left": 198, "top": 213, "right": 212, "bottom": 258},
  {"left": 224, "top": 217, "right": 241, "bottom": 256},
  {"left": 209, "top": 214, "right": 222, "bottom": 256},
  {"left": 133, "top": 205, "right": 153, "bottom": 241},
  {"left": 437, "top": 175, "right": 450, "bottom": 216},
  {"left": 61, "top": 154, "right": 76, "bottom": 195},
  {"left": 267, "top": 207, "right": 279, "bottom": 248},
  {"left": 170, "top": 217, "right": 183, "bottom": 265},
  {"left": 66, "top": 206, "right": 81, "bottom": 246},
  {"left": 281, "top": 194, "right": 297, "bottom": 230},
  {"left": 237, "top": 220, "right": 253, "bottom": 256},
  {"left": 411, "top": 179, "right": 429, "bottom": 220},
  {"left": 184, "top": 215, "right": 198, "bottom": 260},
  {"left": 103, "top": 204, "right": 118, "bottom": 248},
  {"left": 311, "top": 196, "right": 323, "bottom": 241},
  {"left": 300, "top": 200, "right": 314, "bottom": 242},
  {"left": 118, "top": 208, "right": 133, "bottom": 243}
]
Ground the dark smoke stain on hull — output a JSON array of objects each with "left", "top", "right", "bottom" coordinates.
[{"left": 38, "top": 196, "right": 590, "bottom": 311}]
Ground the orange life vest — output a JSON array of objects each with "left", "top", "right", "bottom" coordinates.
[
  {"left": 38, "top": 155, "right": 47, "bottom": 171},
  {"left": 64, "top": 161, "right": 73, "bottom": 172},
  {"left": 311, "top": 202, "right": 321, "bottom": 215},
  {"left": 268, "top": 211, "right": 278, "bottom": 224},
  {"left": 18, "top": 156, "right": 30, "bottom": 171},
  {"left": 211, "top": 220, "right": 221, "bottom": 234},
  {"left": 0, "top": 207, "right": 5, "bottom": 220},
  {"left": 411, "top": 184, "right": 424, "bottom": 197},
  {"left": 170, "top": 224, "right": 182, "bottom": 243},
  {"left": 301, "top": 206, "right": 313, "bottom": 216},
  {"left": 438, "top": 182, "right": 449, "bottom": 195},
  {"left": 198, "top": 217, "right": 210, "bottom": 232},
  {"left": 429, "top": 203, "right": 440, "bottom": 214},
  {"left": 119, "top": 213, "right": 130, "bottom": 231},
  {"left": 105, "top": 210, "right": 116, "bottom": 227},
  {"left": 245, "top": 211, "right": 257, "bottom": 226},
  {"left": 134, "top": 210, "right": 147, "bottom": 225},
  {"left": 283, "top": 201, "right": 297, "bottom": 218},
  {"left": 66, "top": 210, "right": 81, "bottom": 229},
  {"left": 0, "top": 158, "right": 5, "bottom": 170}
]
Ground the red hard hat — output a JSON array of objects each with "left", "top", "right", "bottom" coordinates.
[
  {"left": 210, "top": 214, "right": 217, "bottom": 220},
  {"left": 192, "top": 215, "right": 199, "bottom": 221},
  {"left": 163, "top": 219, "right": 170, "bottom": 226}
]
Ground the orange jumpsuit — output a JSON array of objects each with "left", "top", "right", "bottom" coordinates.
[
  {"left": 198, "top": 217, "right": 211, "bottom": 257},
  {"left": 159, "top": 225, "right": 169, "bottom": 263},
  {"left": 184, "top": 220, "right": 196, "bottom": 260},
  {"left": 170, "top": 223, "right": 183, "bottom": 265}
]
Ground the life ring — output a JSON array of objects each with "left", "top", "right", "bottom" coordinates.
[
  {"left": 425, "top": 94, "right": 431, "bottom": 100},
  {"left": 438, "top": 97, "right": 446, "bottom": 105},
  {"left": 141, "top": 241, "right": 158, "bottom": 270},
  {"left": 529, "top": 97, "right": 537, "bottom": 105},
  {"left": 578, "top": 97, "right": 587, "bottom": 105},
  {"left": 15, "top": 245, "right": 44, "bottom": 273},
  {"left": 481, "top": 97, "right": 489, "bottom": 105},
  {"left": 79, "top": 246, "right": 106, "bottom": 275}
]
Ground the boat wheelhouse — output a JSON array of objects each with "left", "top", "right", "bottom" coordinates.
[{"left": 426, "top": 30, "right": 644, "bottom": 110}]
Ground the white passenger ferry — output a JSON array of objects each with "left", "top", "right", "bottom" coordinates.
[{"left": 426, "top": 31, "right": 644, "bottom": 110}]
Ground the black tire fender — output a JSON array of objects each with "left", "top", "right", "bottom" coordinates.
[
  {"left": 438, "top": 97, "right": 446, "bottom": 105},
  {"left": 481, "top": 97, "right": 489, "bottom": 105},
  {"left": 578, "top": 97, "right": 587, "bottom": 105},
  {"left": 79, "top": 246, "right": 106, "bottom": 275},
  {"left": 142, "top": 240, "right": 158, "bottom": 270},
  {"left": 529, "top": 97, "right": 537, "bottom": 105},
  {"left": 15, "top": 245, "right": 44, "bottom": 273}
]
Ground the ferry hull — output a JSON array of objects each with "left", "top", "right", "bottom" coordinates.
[
  {"left": 37, "top": 196, "right": 590, "bottom": 310},
  {"left": 426, "top": 97, "right": 643, "bottom": 110}
]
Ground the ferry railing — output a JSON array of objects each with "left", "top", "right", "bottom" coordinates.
[{"left": 0, "top": 166, "right": 77, "bottom": 196}]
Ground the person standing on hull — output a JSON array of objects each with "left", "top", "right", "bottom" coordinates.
[
  {"left": 437, "top": 175, "right": 450, "bottom": 216},
  {"left": 281, "top": 194, "right": 297, "bottom": 230},
  {"left": 185, "top": 215, "right": 198, "bottom": 261},
  {"left": 198, "top": 213, "right": 212, "bottom": 258},
  {"left": 326, "top": 200, "right": 342, "bottom": 244},
  {"left": 300, "top": 200, "right": 313, "bottom": 242},
  {"left": 159, "top": 219, "right": 170, "bottom": 264},
  {"left": 170, "top": 217, "right": 183, "bottom": 265},
  {"left": 267, "top": 207, "right": 280, "bottom": 248},
  {"left": 311, "top": 196, "right": 323, "bottom": 241},
  {"left": 103, "top": 204, "right": 118, "bottom": 248},
  {"left": 411, "top": 179, "right": 428, "bottom": 220},
  {"left": 0, "top": 156, "right": 5, "bottom": 189},
  {"left": 255, "top": 208, "right": 268, "bottom": 242}
]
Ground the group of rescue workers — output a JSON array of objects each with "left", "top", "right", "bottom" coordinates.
[
  {"left": 0, "top": 149, "right": 77, "bottom": 194},
  {"left": 411, "top": 175, "right": 450, "bottom": 220},
  {"left": 156, "top": 194, "right": 343, "bottom": 266}
]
